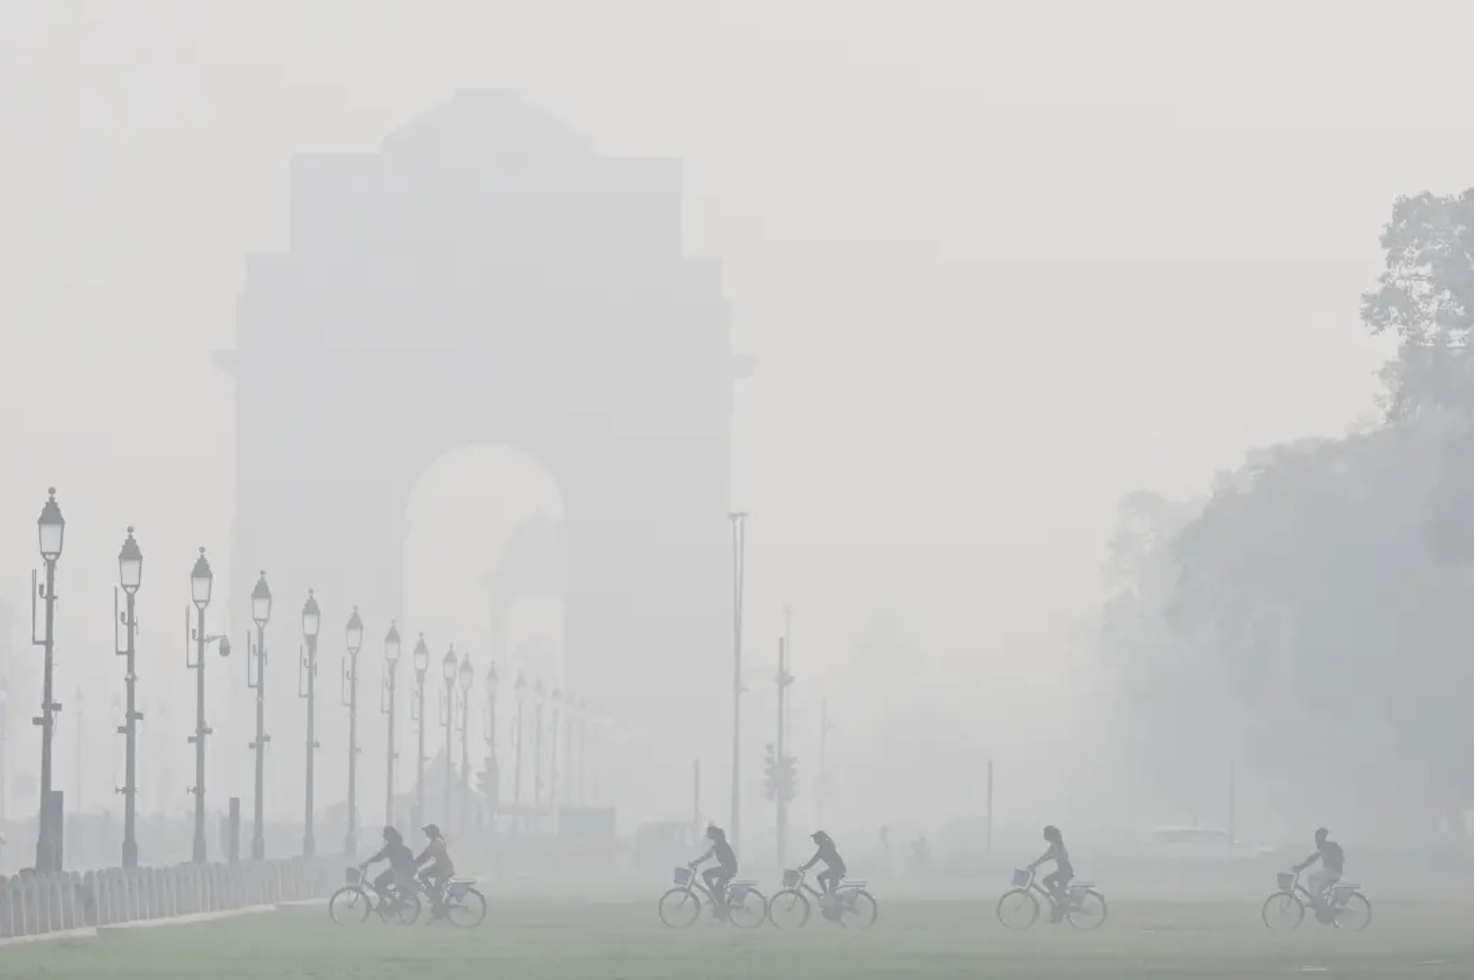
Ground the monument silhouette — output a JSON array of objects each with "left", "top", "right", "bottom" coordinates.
[{"left": 218, "top": 90, "right": 751, "bottom": 819}]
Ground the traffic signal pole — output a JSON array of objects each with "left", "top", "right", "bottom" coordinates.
[{"left": 775, "top": 638, "right": 791, "bottom": 871}]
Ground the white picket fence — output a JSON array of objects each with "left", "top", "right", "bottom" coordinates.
[{"left": 0, "top": 857, "right": 338, "bottom": 939}]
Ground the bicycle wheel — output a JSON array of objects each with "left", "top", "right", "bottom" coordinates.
[
  {"left": 1066, "top": 890, "right": 1107, "bottom": 931},
  {"left": 1333, "top": 893, "right": 1371, "bottom": 932},
  {"left": 766, "top": 888, "right": 812, "bottom": 929},
  {"left": 446, "top": 887, "right": 487, "bottom": 928},
  {"left": 837, "top": 889, "right": 879, "bottom": 931},
  {"left": 1261, "top": 891, "right": 1304, "bottom": 931},
  {"left": 658, "top": 887, "right": 702, "bottom": 928},
  {"left": 328, "top": 886, "right": 373, "bottom": 925},
  {"left": 727, "top": 887, "right": 768, "bottom": 929},
  {"left": 996, "top": 888, "right": 1039, "bottom": 930}
]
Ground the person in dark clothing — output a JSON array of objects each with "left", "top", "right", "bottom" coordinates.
[
  {"left": 800, "top": 831, "right": 848, "bottom": 906},
  {"left": 1293, "top": 827, "right": 1344, "bottom": 915},
  {"left": 360, "top": 826, "right": 417, "bottom": 907},
  {"left": 1028, "top": 825, "right": 1073, "bottom": 916},
  {"left": 690, "top": 824, "right": 738, "bottom": 918},
  {"left": 416, "top": 823, "right": 456, "bottom": 914}
]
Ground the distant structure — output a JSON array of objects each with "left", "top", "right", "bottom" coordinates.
[{"left": 219, "top": 91, "right": 751, "bottom": 814}]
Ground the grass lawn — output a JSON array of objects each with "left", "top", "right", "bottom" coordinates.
[{"left": 1, "top": 898, "right": 1469, "bottom": 979}]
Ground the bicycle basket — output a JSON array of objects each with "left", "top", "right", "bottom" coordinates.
[
  {"left": 1276, "top": 872, "right": 1294, "bottom": 891},
  {"left": 447, "top": 879, "right": 472, "bottom": 899},
  {"left": 1331, "top": 885, "right": 1356, "bottom": 906},
  {"left": 782, "top": 869, "right": 801, "bottom": 888},
  {"left": 727, "top": 882, "right": 751, "bottom": 901},
  {"left": 1011, "top": 869, "right": 1031, "bottom": 888},
  {"left": 344, "top": 867, "right": 363, "bottom": 887},
  {"left": 673, "top": 867, "right": 694, "bottom": 887}
]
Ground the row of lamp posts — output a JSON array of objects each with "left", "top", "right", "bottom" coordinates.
[{"left": 26, "top": 488, "right": 590, "bottom": 874}]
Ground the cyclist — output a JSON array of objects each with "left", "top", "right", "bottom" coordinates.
[
  {"left": 689, "top": 824, "right": 738, "bottom": 919},
  {"left": 415, "top": 823, "right": 456, "bottom": 915},
  {"left": 800, "top": 830, "right": 848, "bottom": 917},
  {"left": 1027, "top": 825, "right": 1073, "bottom": 922},
  {"left": 1292, "top": 827, "right": 1343, "bottom": 916},
  {"left": 360, "top": 826, "right": 417, "bottom": 908}
]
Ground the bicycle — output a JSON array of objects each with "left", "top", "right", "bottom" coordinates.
[
  {"left": 407, "top": 872, "right": 488, "bottom": 928},
  {"left": 328, "top": 867, "right": 422, "bottom": 926},
  {"left": 1261, "top": 869, "right": 1371, "bottom": 932},
  {"left": 657, "top": 866, "right": 768, "bottom": 929},
  {"left": 766, "top": 867, "right": 879, "bottom": 931},
  {"left": 996, "top": 868, "right": 1107, "bottom": 930}
]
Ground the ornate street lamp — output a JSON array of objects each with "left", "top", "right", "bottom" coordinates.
[
  {"left": 342, "top": 607, "right": 364, "bottom": 857},
  {"left": 299, "top": 590, "right": 321, "bottom": 857},
  {"left": 247, "top": 571, "right": 272, "bottom": 859},
  {"left": 114, "top": 527, "right": 142, "bottom": 867}
]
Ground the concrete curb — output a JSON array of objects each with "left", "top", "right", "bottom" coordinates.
[
  {"left": 0, "top": 926, "right": 99, "bottom": 947},
  {"left": 0, "top": 900, "right": 309, "bottom": 946},
  {"left": 98, "top": 904, "right": 279, "bottom": 931}
]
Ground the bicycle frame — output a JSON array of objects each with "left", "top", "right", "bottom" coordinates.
[
  {"left": 1016, "top": 868, "right": 1087, "bottom": 910},
  {"left": 782, "top": 867, "right": 859, "bottom": 905}
]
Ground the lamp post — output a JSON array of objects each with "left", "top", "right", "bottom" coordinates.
[
  {"left": 411, "top": 635, "right": 429, "bottom": 830},
  {"left": 728, "top": 511, "right": 748, "bottom": 855},
  {"left": 114, "top": 526, "right": 142, "bottom": 867},
  {"left": 342, "top": 607, "right": 363, "bottom": 857},
  {"left": 247, "top": 571, "right": 272, "bottom": 860},
  {"left": 457, "top": 653, "right": 472, "bottom": 833},
  {"left": 440, "top": 648, "right": 457, "bottom": 824},
  {"left": 32, "top": 488, "right": 65, "bottom": 872},
  {"left": 381, "top": 623, "right": 401, "bottom": 827},
  {"left": 533, "top": 679, "right": 545, "bottom": 807},
  {"left": 482, "top": 663, "right": 499, "bottom": 828},
  {"left": 186, "top": 547, "right": 229, "bottom": 864},
  {"left": 550, "top": 687, "right": 562, "bottom": 814},
  {"left": 513, "top": 671, "right": 526, "bottom": 808},
  {"left": 299, "top": 590, "right": 321, "bottom": 857}
]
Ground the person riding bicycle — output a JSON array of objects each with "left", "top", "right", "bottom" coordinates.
[
  {"left": 1028, "top": 825, "right": 1073, "bottom": 922},
  {"left": 416, "top": 824, "right": 456, "bottom": 913},
  {"left": 1292, "top": 827, "right": 1343, "bottom": 916},
  {"left": 360, "top": 826, "right": 417, "bottom": 907},
  {"left": 689, "top": 824, "right": 738, "bottom": 919},
  {"left": 800, "top": 831, "right": 848, "bottom": 915}
]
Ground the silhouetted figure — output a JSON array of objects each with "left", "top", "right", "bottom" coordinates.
[
  {"left": 910, "top": 835, "right": 932, "bottom": 874},
  {"left": 1293, "top": 827, "right": 1344, "bottom": 918},
  {"left": 689, "top": 824, "right": 737, "bottom": 919},
  {"left": 360, "top": 826, "right": 416, "bottom": 906},
  {"left": 801, "top": 830, "right": 848, "bottom": 919},
  {"left": 416, "top": 824, "right": 455, "bottom": 916},
  {"left": 1028, "top": 825, "right": 1073, "bottom": 923}
]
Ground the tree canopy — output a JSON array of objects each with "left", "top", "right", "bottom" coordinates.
[{"left": 1098, "top": 190, "right": 1473, "bottom": 845}]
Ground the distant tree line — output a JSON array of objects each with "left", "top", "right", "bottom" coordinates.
[{"left": 1097, "top": 190, "right": 1472, "bottom": 843}]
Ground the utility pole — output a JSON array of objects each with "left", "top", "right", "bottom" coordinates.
[
  {"left": 728, "top": 512, "right": 747, "bottom": 855},
  {"left": 774, "top": 637, "right": 793, "bottom": 871},
  {"left": 817, "top": 698, "right": 830, "bottom": 829}
]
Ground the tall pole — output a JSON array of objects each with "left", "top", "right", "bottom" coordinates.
[
  {"left": 513, "top": 692, "right": 524, "bottom": 806},
  {"left": 459, "top": 691, "right": 470, "bottom": 833},
  {"left": 74, "top": 687, "right": 83, "bottom": 815},
  {"left": 986, "top": 757, "right": 994, "bottom": 855},
  {"left": 728, "top": 512, "right": 747, "bottom": 853},
  {"left": 382, "top": 624, "right": 400, "bottom": 828},
  {"left": 34, "top": 557, "right": 59, "bottom": 872},
  {"left": 302, "top": 632, "right": 319, "bottom": 857},
  {"left": 384, "top": 667, "right": 397, "bottom": 826},
  {"left": 192, "top": 603, "right": 208, "bottom": 863},
  {"left": 534, "top": 698, "right": 544, "bottom": 806},
  {"left": 775, "top": 638, "right": 790, "bottom": 871},
  {"left": 442, "top": 680, "right": 454, "bottom": 826},
  {"left": 249, "top": 618, "right": 268, "bottom": 861},
  {"left": 817, "top": 698, "right": 829, "bottom": 830},
  {"left": 415, "top": 672, "right": 427, "bottom": 830},
  {"left": 344, "top": 648, "right": 360, "bottom": 857}
]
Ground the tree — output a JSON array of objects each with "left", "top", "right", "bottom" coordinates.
[{"left": 1097, "top": 190, "right": 1474, "bottom": 843}]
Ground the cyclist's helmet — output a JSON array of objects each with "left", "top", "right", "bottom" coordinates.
[
  {"left": 1043, "top": 825, "right": 1061, "bottom": 842},
  {"left": 1314, "top": 827, "right": 1328, "bottom": 843},
  {"left": 422, "top": 823, "right": 442, "bottom": 839}
]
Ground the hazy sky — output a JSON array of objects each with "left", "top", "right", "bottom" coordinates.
[{"left": 0, "top": 0, "right": 1470, "bottom": 817}]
